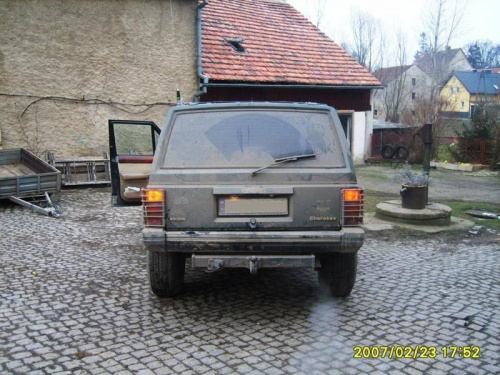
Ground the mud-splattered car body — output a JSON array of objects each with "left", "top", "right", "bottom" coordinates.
[{"left": 110, "top": 102, "right": 364, "bottom": 297}]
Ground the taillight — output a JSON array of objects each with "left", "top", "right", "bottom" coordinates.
[
  {"left": 342, "top": 189, "right": 364, "bottom": 226},
  {"left": 141, "top": 189, "right": 165, "bottom": 227}
]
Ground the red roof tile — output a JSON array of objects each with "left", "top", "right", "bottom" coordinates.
[{"left": 201, "top": 0, "right": 381, "bottom": 86}]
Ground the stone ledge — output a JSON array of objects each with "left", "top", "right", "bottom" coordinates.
[
  {"left": 375, "top": 200, "right": 452, "bottom": 226},
  {"left": 364, "top": 213, "right": 475, "bottom": 233},
  {"left": 431, "top": 161, "right": 484, "bottom": 172}
]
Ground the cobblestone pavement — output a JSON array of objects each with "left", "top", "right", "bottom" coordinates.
[{"left": 1, "top": 189, "right": 499, "bottom": 375}]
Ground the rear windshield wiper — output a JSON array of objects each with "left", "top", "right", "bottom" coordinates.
[{"left": 251, "top": 153, "right": 316, "bottom": 176}]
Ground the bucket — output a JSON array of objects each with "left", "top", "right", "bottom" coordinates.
[{"left": 400, "top": 185, "right": 428, "bottom": 209}]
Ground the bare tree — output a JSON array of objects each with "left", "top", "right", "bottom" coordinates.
[
  {"left": 308, "top": 0, "right": 327, "bottom": 29},
  {"left": 421, "top": 0, "right": 467, "bottom": 106},
  {"left": 287, "top": 0, "right": 328, "bottom": 29},
  {"left": 379, "top": 31, "right": 413, "bottom": 122},
  {"left": 347, "top": 9, "right": 382, "bottom": 72},
  {"left": 401, "top": 94, "right": 454, "bottom": 159}
]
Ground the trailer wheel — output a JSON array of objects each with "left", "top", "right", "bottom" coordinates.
[
  {"left": 318, "top": 253, "right": 357, "bottom": 297},
  {"left": 395, "top": 145, "right": 410, "bottom": 160},
  {"left": 380, "top": 144, "right": 395, "bottom": 159},
  {"left": 148, "top": 251, "right": 185, "bottom": 297}
]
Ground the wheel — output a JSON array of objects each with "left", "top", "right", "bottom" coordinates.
[
  {"left": 395, "top": 145, "right": 409, "bottom": 160},
  {"left": 318, "top": 253, "right": 357, "bottom": 297},
  {"left": 380, "top": 144, "right": 395, "bottom": 159},
  {"left": 148, "top": 251, "right": 185, "bottom": 297}
]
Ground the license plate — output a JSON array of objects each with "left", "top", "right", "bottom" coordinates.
[{"left": 218, "top": 196, "right": 288, "bottom": 216}]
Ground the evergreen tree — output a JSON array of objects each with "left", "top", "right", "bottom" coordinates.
[
  {"left": 467, "top": 42, "right": 485, "bottom": 69},
  {"left": 451, "top": 107, "right": 499, "bottom": 165},
  {"left": 414, "top": 32, "right": 430, "bottom": 61}
]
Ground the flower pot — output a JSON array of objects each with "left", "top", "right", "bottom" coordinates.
[{"left": 400, "top": 184, "right": 428, "bottom": 209}]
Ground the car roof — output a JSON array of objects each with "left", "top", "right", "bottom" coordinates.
[{"left": 170, "top": 102, "right": 334, "bottom": 113}]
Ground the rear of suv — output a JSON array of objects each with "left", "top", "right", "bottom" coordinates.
[{"left": 109, "top": 102, "right": 364, "bottom": 298}]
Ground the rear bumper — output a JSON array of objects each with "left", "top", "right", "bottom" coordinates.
[{"left": 142, "top": 228, "right": 364, "bottom": 254}]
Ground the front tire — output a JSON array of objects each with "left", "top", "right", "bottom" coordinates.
[
  {"left": 318, "top": 253, "right": 357, "bottom": 297},
  {"left": 148, "top": 251, "right": 185, "bottom": 297}
]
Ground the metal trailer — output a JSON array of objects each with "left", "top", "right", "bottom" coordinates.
[
  {"left": 47, "top": 151, "right": 111, "bottom": 186},
  {"left": 0, "top": 148, "right": 61, "bottom": 217}
]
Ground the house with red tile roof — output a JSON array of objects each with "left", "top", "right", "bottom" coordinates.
[{"left": 196, "top": 0, "right": 382, "bottom": 163}]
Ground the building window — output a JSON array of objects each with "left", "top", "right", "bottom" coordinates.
[
  {"left": 412, "top": 78, "right": 416, "bottom": 86},
  {"left": 374, "top": 109, "right": 378, "bottom": 116},
  {"left": 461, "top": 101, "right": 465, "bottom": 108},
  {"left": 411, "top": 110, "right": 416, "bottom": 116},
  {"left": 455, "top": 87, "right": 459, "bottom": 93},
  {"left": 412, "top": 92, "right": 416, "bottom": 100},
  {"left": 449, "top": 87, "right": 453, "bottom": 94}
]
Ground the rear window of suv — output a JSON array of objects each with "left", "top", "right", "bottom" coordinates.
[{"left": 161, "top": 109, "right": 346, "bottom": 168}]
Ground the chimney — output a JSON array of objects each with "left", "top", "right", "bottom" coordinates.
[{"left": 445, "top": 46, "right": 451, "bottom": 51}]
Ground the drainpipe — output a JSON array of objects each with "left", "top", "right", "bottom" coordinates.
[{"left": 194, "top": 0, "right": 209, "bottom": 102}]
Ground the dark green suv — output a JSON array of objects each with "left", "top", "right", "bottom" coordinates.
[{"left": 109, "top": 103, "right": 364, "bottom": 298}]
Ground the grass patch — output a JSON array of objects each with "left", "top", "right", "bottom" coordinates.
[
  {"left": 436, "top": 145, "right": 457, "bottom": 163},
  {"left": 359, "top": 173, "right": 390, "bottom": 180},
  {"left": 364, "top": 191, "right": 398, "bottom": 213},
  {"left": 442, "top": 201, "right": 500, "bottom": 230}
]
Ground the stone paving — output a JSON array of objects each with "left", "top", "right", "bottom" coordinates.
[{"left": 0, "top": 188, "right": 499, "bottom": 374}]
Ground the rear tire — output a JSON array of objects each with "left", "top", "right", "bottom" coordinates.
[
  {"left": 148, "top": 251, "right": 185, "bottom": 297},
  {"left": 318, "top": 253, "right": 357, "bottom": 297}
]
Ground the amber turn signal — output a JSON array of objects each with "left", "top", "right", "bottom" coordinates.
[
  {"left": 145, "top": 190, "right": 164, "bottom": 202},
  {"left": 344, "top": 189, "right": 361, "bottom": 201}
]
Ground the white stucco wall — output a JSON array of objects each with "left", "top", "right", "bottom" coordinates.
[
  {"left": 364, "top": 112, "right": 373, "bottom": 161},
  {"left": 351, "top": 111, "right": 367, "bottom": 164}
]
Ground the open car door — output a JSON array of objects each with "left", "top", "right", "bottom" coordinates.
[{"left": 109, "top": 120, "right": 161, "bottom": 206}]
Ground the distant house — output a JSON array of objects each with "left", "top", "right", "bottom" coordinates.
[
  {"left": 415, "top": 47, "right": 472, "bottom": 84},
  {"left": 199, "top": 0, "right": 382, "bottom": 163},
  {"left": 440, "top": 71, "right": 500, "bottom": 118},
  {"left": 372, "top": 65, "right": 432, "bottom": 122}
]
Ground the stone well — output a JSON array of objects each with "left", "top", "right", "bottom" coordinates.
[{"left": 375, "top": 200, "right": 452, "bottom": 226}]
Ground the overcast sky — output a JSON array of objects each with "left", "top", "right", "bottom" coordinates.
[{"left": 287, "top": 0, "right": 500, "bottom": 65}]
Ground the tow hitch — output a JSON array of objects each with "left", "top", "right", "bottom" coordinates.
[{"left": 192, "top": 255, "right": 316, "bottom": 274}]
